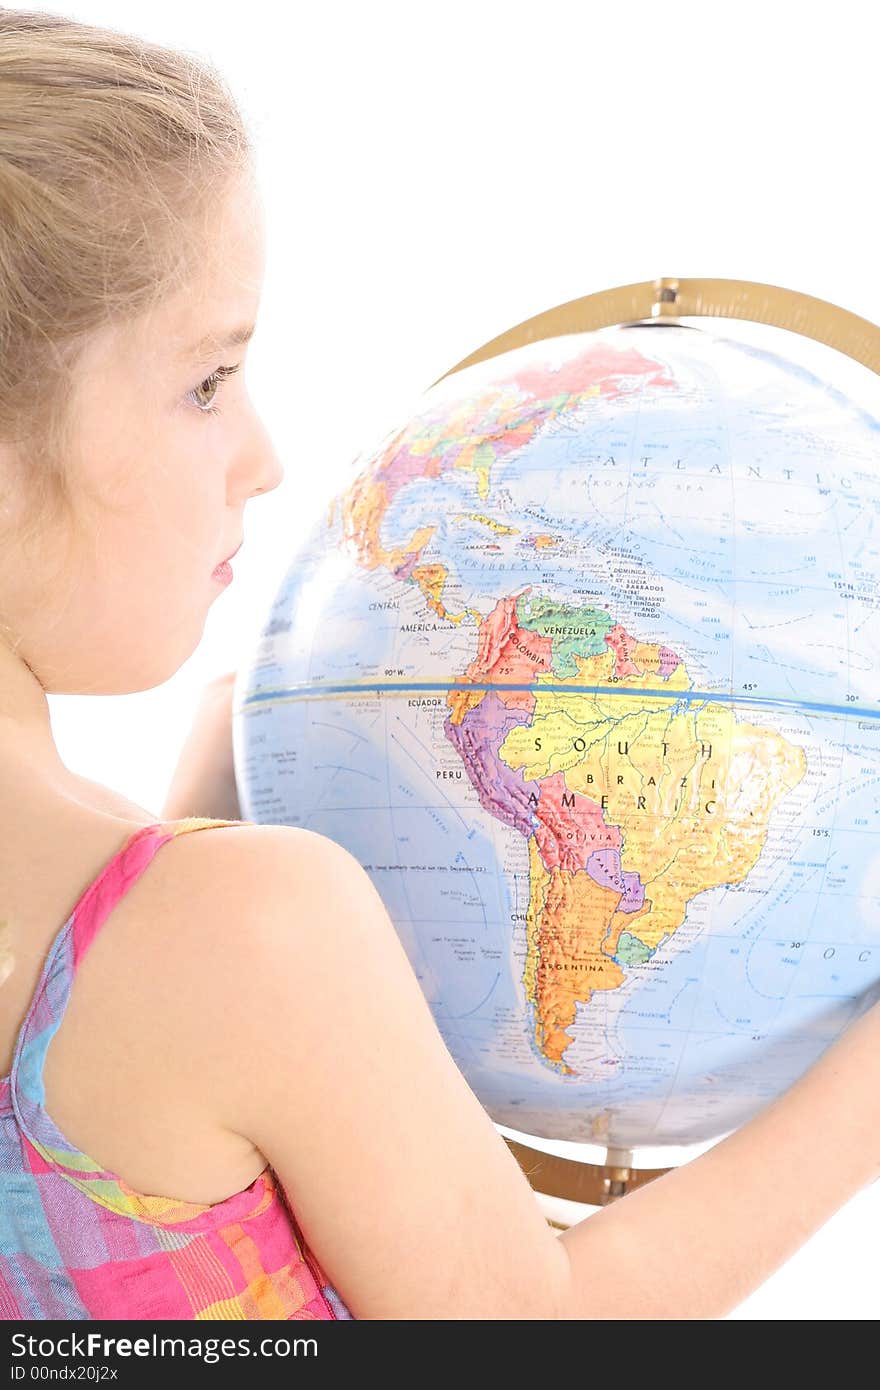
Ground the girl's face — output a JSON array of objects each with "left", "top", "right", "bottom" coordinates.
[{"left": 0, "top": 173, "right": 283, "bottom": 698}]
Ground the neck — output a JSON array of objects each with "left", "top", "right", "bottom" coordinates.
[
  {"left": 0, "top": 647, "right": 158, "bottom": 826},
  {"left": 0, "top": 642, "right": 63, "bottom": 778}
]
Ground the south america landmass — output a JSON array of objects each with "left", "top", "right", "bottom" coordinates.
[{"left": 444, "top": 592, "right": 808, "bottom": 1076}]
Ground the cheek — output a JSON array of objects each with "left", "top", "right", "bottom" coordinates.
[
  {"left": 22, "top": 554, "right": 201, "bottom": 696},
  {"left": 121, "top": 463, "right": 221, "bottom": 577}
]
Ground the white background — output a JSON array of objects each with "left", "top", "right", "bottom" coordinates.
[{"left": 27, "top": 0, "right": 880, "bottom": 1317}]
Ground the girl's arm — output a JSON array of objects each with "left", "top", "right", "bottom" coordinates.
[{"left": 160, "top": 672, "right": 241, "bottom": 822}]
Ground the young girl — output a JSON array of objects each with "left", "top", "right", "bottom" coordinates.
[{"left": 1, "top": 12, "right": 878, "bottom": 1322}]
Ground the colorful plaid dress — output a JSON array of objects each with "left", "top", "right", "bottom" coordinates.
[{"left": 0, "top": 817, "right": 353, "bottom": 1320}]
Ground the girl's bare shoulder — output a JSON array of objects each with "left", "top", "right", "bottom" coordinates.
[
  {"left": 155, "top": 820, "right": 358, "bottom": 989},
  {"left": 164, "top": 820, "right": 346, "bottom": 919}
]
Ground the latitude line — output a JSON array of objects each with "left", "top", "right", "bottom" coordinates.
[{"left": 240, "top": 681, "right": 880, "bottom": 722}]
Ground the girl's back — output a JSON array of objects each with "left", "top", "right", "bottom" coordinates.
[{"left": 0, "top": 807, "right": 354, "bottom": 1319}]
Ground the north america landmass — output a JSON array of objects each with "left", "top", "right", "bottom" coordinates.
[{"left": 335, "top": 340, "right": 809, "bottom": 1076}]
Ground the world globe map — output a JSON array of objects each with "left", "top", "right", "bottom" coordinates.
[{"left": 234, "top": 314, "right": 880, "bottom": 1156}]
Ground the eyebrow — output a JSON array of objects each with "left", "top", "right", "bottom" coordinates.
[{"left": 185, "top": 323, "right": 256, "bottom": 361}]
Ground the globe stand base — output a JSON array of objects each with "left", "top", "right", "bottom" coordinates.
[{"left": 503, "top": 1135, "right": 672, "bottom": 1216}]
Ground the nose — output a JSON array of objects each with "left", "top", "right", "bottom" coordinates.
[{"left": 244, "top": 413, "right": 285, "bottom": 500}]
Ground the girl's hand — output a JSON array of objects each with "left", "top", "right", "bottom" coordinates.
[{"left": 160, "top": 671, "right": 243, "bottom": 822}]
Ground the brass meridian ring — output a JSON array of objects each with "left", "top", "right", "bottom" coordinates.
[
  {"left": 435, "top": 276, "right": 880, "bottom": 383},
  {"left": 431, "top": 277, "right": 880, "bottom": 1215}
]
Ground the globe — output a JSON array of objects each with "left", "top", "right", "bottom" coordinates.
[{"left": 233, "top": 283, "right": 880, "bottom": 1174}]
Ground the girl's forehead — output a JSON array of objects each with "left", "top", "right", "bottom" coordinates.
[
  {"left": 152, "top": 208, "right": 266, "bottom": 358},
  {"left": 92, "top": 266, "right": 263, "bottom": 378}
]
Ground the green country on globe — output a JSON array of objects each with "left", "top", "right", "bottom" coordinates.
[{"left": 232, "top": 317, "right": 880, "bottom": 1154}]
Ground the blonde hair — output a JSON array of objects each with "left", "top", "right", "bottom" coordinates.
[
  {"left": 0, "top": 8, "right": 256, "bottom": 553},
  {"left": 0, "top": 10, "right": 257, "bottom": 991}
]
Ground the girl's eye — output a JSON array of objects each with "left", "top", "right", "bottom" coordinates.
[{"left": 187, "top": 363, "right": 241, "bottom": 416}]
